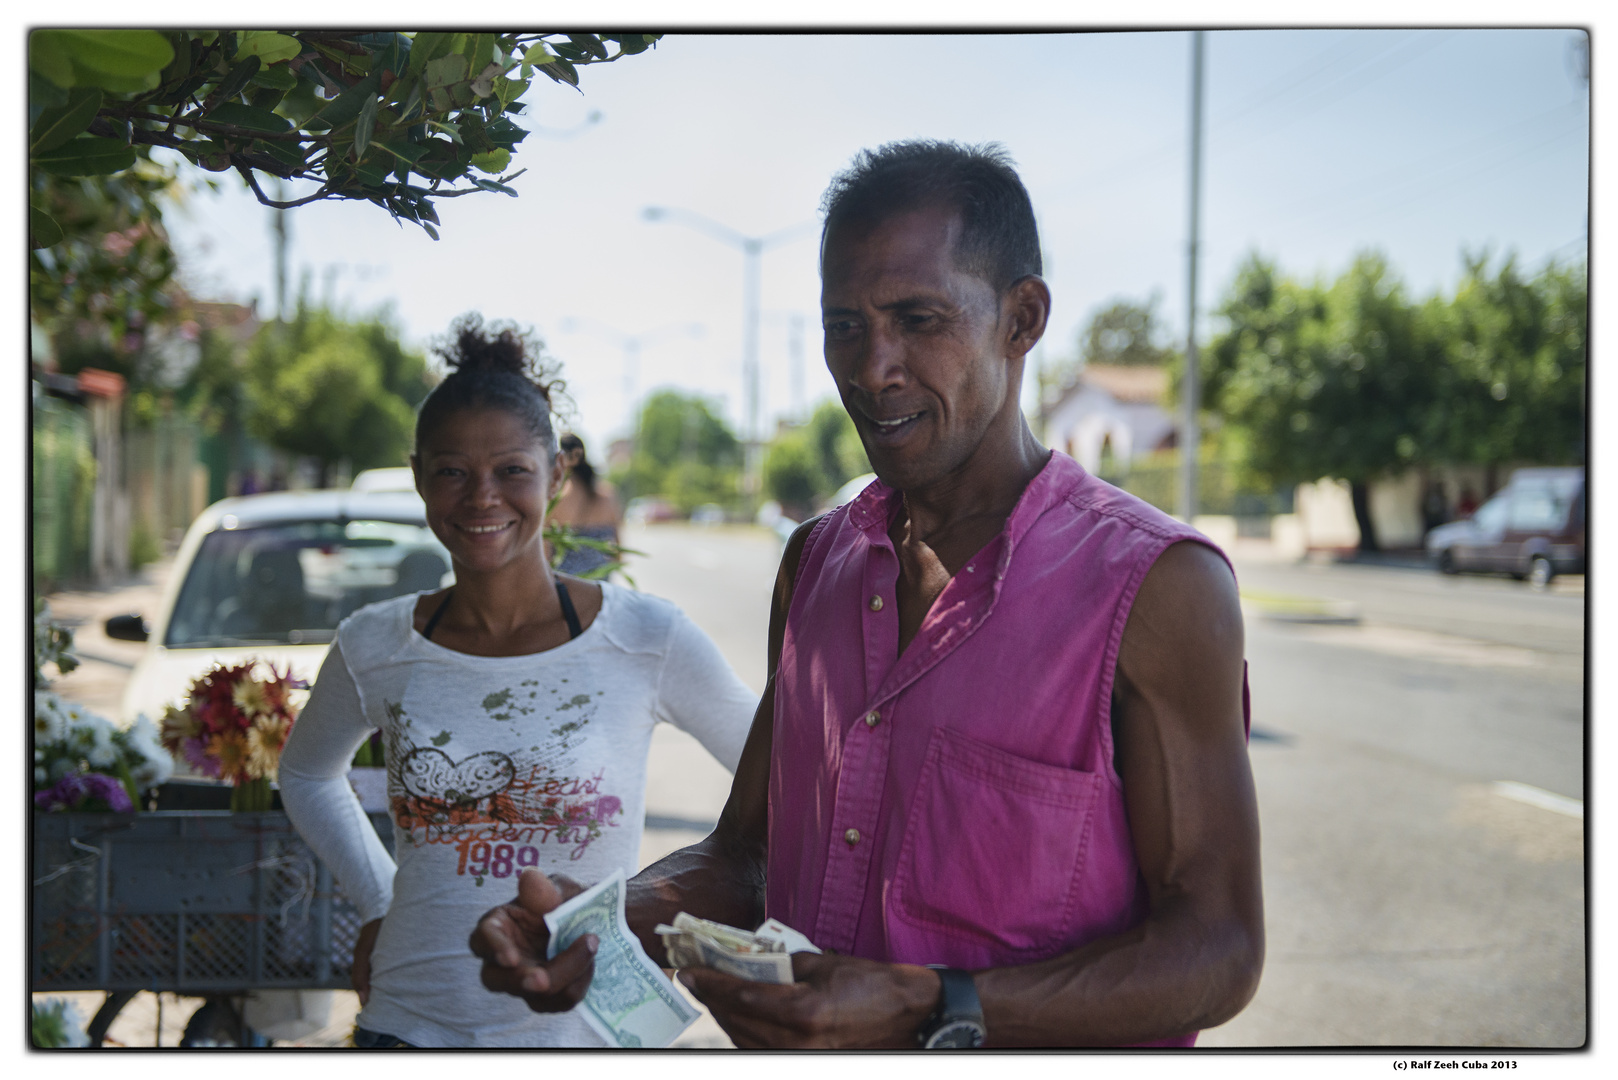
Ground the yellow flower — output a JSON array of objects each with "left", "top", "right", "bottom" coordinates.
[
  {"left": 232, "top": 679, "right": 272, "bottom": 719},
  {"left": 207, "top": 732, "right": 250, "bottom": 784},
  {"left": 160, "top": 704, "right": 200, "bottom": 749},
  {"left": 245, "top": 715, "right": 292, "bottom": 780}
]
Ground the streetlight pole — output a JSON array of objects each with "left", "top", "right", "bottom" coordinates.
[
  {"left": 559, "top": 317, "right": 704, "bottom": 431},
  {"left": 1179, "top": 29, "right": 1206, "bottom": 525},
  {"left": 642, "top": 206, "right": 813, "bottom": 496}
]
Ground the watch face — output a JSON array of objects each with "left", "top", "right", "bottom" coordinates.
[{"left": 925, "top": 1019, "right": 986, "bottom": 1049}]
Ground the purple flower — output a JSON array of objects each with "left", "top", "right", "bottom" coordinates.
[
  {"left": 182, "top": 736, "right": 220, "bottom": 778},
  {"left": 34, "top": 771, "right": 133, "bottom": 813}
]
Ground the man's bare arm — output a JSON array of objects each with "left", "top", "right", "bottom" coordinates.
[{"left": 975, "top": 539, "right": 1263, "bottom": 1044}]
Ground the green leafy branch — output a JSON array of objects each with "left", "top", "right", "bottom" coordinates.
[{"left": 29, "top": 30, "right": 661, "bottom": 247}]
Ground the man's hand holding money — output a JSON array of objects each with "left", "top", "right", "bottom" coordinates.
[
  {"left": 677, "top": 951, "right": 943, "bottom": 1049},
  {"left": 469, "top": 869, "right": 599, "bottom": 1011}
]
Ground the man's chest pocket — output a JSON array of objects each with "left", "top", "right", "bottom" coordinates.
[{"left": 889, "top": 727, "right": 1103, "bottom": 959}]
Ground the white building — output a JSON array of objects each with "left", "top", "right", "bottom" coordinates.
[{"left": 1040, "top": 364, "right": 1177, "bottom": 474}]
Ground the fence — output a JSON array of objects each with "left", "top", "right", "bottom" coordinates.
[
  {"left": 125, "top": 413, "right": 210, "bottom": 558},
  {"left": 1110, "top": 449, "right": 1294, "bottom": 521},
  {"left": 33, "top": 394, "right": 96, "bottom": 588}
]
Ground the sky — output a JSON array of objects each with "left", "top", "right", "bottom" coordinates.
[{"left": 154, "top": 27, "right": 1591, "bottom": 458}]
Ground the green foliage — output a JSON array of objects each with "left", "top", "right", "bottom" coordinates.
[
  {"left": 763, "top": 430, "right": 823, "bottom": 510},
  {"left": 243, "top": 303, "right": 429, "bottom": 478},
  {"left": 29, "top": 159, "right": 184, "bottom": 345},
  {"left": 763, "top": 400, "right": 870, "bottom": 510},
  {"left": 27, "top": 30, "right": 661, "bottom": 246},
  {"left": 32, "top": 997, "right": 88, "bottom": 1048},
  {"left": 1424, "top": 253, "right": 1586, "bottom": 467},
  {"left": 621, "top": 390, "right": 743, "bottom": 512},
  {"left": 1205, "top": 249, "right": 1586, "bottom": 490},
  {"left": 1081, "top": 295, "right": 1178, "bottom": 368},
  {"left": 1205, "top": 252, "right": 1440, "bottom": 487}
]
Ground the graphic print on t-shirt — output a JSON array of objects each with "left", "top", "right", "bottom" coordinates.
[{"left": 381, "top": 680, "right": 626, "bottom": 869}]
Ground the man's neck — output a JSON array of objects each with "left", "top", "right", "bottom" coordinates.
[{"left": 897, "top": 418, "right": 1049, "bottom": 548}]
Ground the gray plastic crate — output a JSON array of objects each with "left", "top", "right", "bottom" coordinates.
[{"left": 32, "top": 810, "right": 394, "bottom": 993}]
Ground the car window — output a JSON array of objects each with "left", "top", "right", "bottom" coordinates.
[
  {"left": 164, "top": 519, "right": 452, "bottom": 647},
  {"left": 1507, "top": 483, "right": 1571, "bottom": 533},
  {"left": 1472, "top": 495, "right": 1509, "bottom": 534}
]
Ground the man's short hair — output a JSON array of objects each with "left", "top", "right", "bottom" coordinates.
[{"left": 820, "top": 140, "right": 1042, "bottom": 295}]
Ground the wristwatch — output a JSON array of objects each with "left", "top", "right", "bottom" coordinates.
[{"left": 917, "top": 966, "right": 986, "bottom": 1049}]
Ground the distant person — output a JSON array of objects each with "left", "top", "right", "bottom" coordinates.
[
  {"left": 279, "top": 314, "right": 756, "bottom": 1047},
  {"left": 1456, "top": 486, "right": 1480, "bottom": 519},
  {"left": 1421, "top": 480, "right": 1451, "bottom": 534},
  {"left": 547, "top": 433, "right": 623, "bottom": 577},
  {"left": 473, "top": 141, "right": 1262, "bottom": 1048},
  {"left": 238, "top": 469, "right": 262, "bottom": 496}
]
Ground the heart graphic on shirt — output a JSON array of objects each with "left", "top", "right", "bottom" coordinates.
[{"left": 399, "top": 748, "right": 516, "bottom": 802}]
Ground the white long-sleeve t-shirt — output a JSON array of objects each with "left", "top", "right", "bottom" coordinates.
[{"left": 278, "top": 583, "right": 756, "bottom": 1047}]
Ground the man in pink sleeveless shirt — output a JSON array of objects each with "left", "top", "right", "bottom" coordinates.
[{"left": 473, "top": 140, "right": 1264, "bottom": 1048}]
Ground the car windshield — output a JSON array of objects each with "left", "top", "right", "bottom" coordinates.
[{"left": 165, "top": 519, "right": 452, "bottom": 648}]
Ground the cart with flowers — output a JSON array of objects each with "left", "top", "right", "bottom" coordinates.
[{"left": 32, "top": 609, "right": 389, "bottom": 1046}]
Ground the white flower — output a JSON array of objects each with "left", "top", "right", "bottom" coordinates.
[
  {"left": 33, "top": 691, "right": 68, "bottom": 744},
  {"left": 130, "top": 748, "right": 174, "bottom": 789},
  {"left": 86, "top": 726, "right": 118, "bottom": 768}
]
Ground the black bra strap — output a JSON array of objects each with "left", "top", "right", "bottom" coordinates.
[
  {"left": 421, "top": 589, "right": 452, "bottom": 641},
  {"left": 556, "top": 580, "right": 583, "bottom": 640}
]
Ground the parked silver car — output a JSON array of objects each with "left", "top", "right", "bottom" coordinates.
[{"left": 1424, "top": 467, "right": 1584, "bottom": 588}]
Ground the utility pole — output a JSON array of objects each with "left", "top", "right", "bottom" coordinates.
[
  {"left": 1179, "top": 29, "right": 1206, "bottom": 524},
  {"left": 272, "top": 180, "right": 290, "bottom": 322},
  {"left": 642, "top": 207, "right": 813, "bottom": 497}
]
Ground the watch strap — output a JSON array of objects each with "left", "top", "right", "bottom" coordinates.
[{"left": 919, "top": 966, "right": 985, "bottom": 1048}]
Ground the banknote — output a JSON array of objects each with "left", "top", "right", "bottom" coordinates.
[
  {"left": 755, "top": 918, "right": 822, "bottom": 955},
  {"left": 544, "top": 869, "right": 699, "bottom": 1048},
  {"left": 654, "top": 912, "right": 820, "bottom": 984}
]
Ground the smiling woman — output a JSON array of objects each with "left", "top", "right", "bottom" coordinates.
[{"left": 274, "top": 312, "right": 759, "bottom": 1048}]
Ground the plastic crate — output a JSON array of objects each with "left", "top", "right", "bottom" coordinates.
[{"left": 32, "top": 810, "right": 394, "bottom": 993}]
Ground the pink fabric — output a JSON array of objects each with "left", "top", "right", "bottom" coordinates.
[{"left": 765, "top": 451, "right": 1248, "bottom": 1048}]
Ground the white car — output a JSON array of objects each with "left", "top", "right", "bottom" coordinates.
[
  {"left": 350, "top": 466, "right": 418, "bottom": 494},
  {"left": 108, "top": 490, "right": 451, "bottom": 724}
]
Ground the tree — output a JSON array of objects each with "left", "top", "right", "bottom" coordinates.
[
  {"left": 1205, "top": 252, "right": 1440, "bottom": 551},
  {"left": 29, "top": 31, "right": 660, "bottom": 244},
  {"left": 1079, "top": 295, "right": 1177, "bottom": 368},
  {"left": 243, "top": 303, "right": 430, "bottom": 486},
  {"left": 763, "top": 400, "right": 869, "bottom": 516},
  {"left": 620, "top": 391, "right": 743, "bottom": 512},
  {"left": 1426, "top": 253, "right": 1586, "bottom": 471},
  {"left": 28, "top": 31, "right": 660, "bottom": 362}
]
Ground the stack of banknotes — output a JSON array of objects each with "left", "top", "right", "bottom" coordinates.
[
  {"left": 539, "top": 871, "right": 825, "bottom": 1048},
  {"left": 655, "top": 912, "right": 822, "bottom": 985}
]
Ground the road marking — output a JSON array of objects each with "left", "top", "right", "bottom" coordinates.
[{"left": 1492, "top": 781, "right": 1582, "bottom": 819}]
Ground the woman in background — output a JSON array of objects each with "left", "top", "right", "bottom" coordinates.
[{"left": 547, "top": 433, "right": 623, "bottom": 577}]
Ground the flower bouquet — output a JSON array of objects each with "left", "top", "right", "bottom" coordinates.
[{"left": 159, "top": 662, "right": 307, "bottom": 812}]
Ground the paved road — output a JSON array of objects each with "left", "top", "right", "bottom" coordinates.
[{"left": 40, "top": 527, "right": 1585, "bottom": 1048}]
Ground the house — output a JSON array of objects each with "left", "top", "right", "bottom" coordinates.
[{"left": 1040, "top": 363, "right": 1178, "bottom": 475}]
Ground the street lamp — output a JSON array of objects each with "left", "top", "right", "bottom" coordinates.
[
  {"left": 641, "top": 205, "right": 814, "bottom": 493},
  {"left": 559, "top": 317, "right": 705, "bottom": 429}
]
